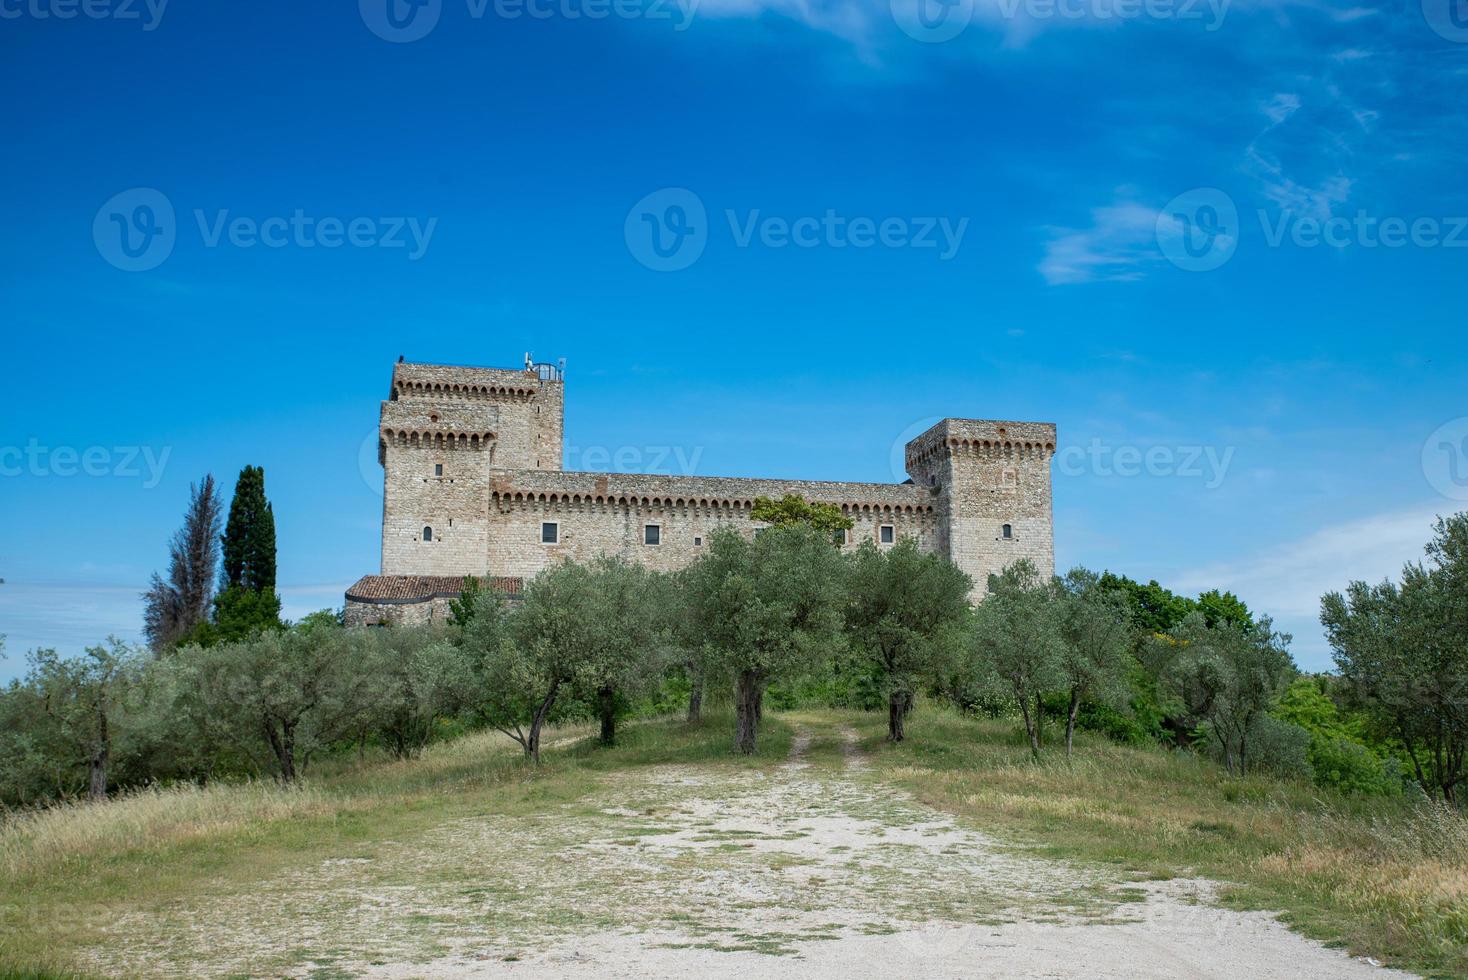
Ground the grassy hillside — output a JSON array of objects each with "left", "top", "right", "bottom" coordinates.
[
  {"left": 1, "top": 707, "right": 1463, "bottom": 978},
  {"left": 850, "top": 708, "right": 1468, "bottom": 978},
  {"left": 0, "top": 714, "right": 793, "bottom": 979}
]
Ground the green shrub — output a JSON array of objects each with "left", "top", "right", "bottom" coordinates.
[{"left": 1308, "top": 736, "right": 1403, "bottom": 797}]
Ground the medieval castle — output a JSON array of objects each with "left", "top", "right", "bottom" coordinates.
[{"left": 344, "top": 357, "right": 1056, "bottom": 625}]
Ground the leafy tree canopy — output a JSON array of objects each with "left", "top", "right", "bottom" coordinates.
[{"left": 751, "top": 494, "right": 854, "bottom": 535}]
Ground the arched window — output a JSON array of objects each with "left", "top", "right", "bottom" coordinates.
[
  {"left": 1002, "top": 523, "right": 1013, "bottom": 539},
  {"left": 423, "top": 526, "right": 433, "bottom": 542}
]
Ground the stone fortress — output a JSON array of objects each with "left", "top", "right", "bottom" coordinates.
[{"left": 344, "top": 356, "right": 1056, "bottom": 625}]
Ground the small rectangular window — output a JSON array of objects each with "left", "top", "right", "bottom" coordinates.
[
  {"left": 434, "top": 464, "right": 443, "bottom": 477},
  {"left": 1002, "top": 523, "right": 1013, "bottom": 539},
  {"left": 833, "top": 528, "right": 847, "bottom": 545},
  {"left": 541, "top": 522, "right": 558, "bottom": 544},
  {"left": 645, "top": 524, "right": 661, "bottom": 546},
  {"left": 694, "top": 536, "right": 703, "bottom": 547},
  {"left": 880, "top": 525, "right": 895, "bottom": 544}
]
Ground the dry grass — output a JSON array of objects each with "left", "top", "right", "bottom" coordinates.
[
  {"left": 0, "top": 712, "right": 790, "bottom": 977},
  {"left": 0, "top": 781, "right": 333, "bottom": 882},
  {"left": 5, "top": 708, "right": 1465, "bottom": 977},
  {"left": 856, "top": 706, "right": 1468, "bottom": 978}
]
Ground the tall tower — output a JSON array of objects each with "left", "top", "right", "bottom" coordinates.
[
  {"left": 378, "top": 359, "right": 564, "bottom": 575},
  {"left": 905, "top": 419, "right": 1056, "bottom": 598}
]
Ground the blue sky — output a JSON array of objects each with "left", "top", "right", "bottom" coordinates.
[{"left": 1, "top": 0, "right": 1465, "bottom": 678}]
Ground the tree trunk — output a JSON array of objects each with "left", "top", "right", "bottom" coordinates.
[
  {"left": 687, "top": 676, "right": 703, "bottom": 723},
  {"left": 88, "top": 706, "right": 109, "bottom": 801},
  {"left": 527, "top": 681, "right": 560, "bottom": 764},
  {"left": 1018, "top": 693, "right": 1040, "bottom": 759},
  {"left": 1034, "top": 693, "right": 1044, "bottom": 749},
  {"left": 888, "top": 692, "right": 906, "bottom": 742},
  {"left": 735, "top": 670, "right": 760, "bottom": 754},
  {"left": 1065, "top": 687, "right": 1081, "bottom": 758},
  {"left": 598, "top": 686, "right": 616, "bottom": 746},
  {"left": 264, "top": 717, "right": 298, "bottom": 783}
]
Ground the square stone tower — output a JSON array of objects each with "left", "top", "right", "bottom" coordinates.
[
  {"left": 379, "top": 357, "right": 564, "bottom": 575},
  {"left": 904, "top": 419, "right": 1056, "bottom": 597}
]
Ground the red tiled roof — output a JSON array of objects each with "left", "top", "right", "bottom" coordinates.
[{"left": 345, "top": 575, "right": 522, "bottom": 605}]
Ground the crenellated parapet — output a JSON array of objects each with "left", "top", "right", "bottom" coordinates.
[
  {"left": 354, "top": 356, "right": 1055, "bottom": 610},
  {"left": 905, "top": 419, "right": 1056, "bottom": 481}
]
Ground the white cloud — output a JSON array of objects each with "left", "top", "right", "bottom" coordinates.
[
  {"left": 1038, "top": 200, "right": 1160, "bottom": 285},
  {"left": 1174, "top": 504, "right": 1444, "bottom": 668},
  {"left": 691, "top": 0, "right": 878, "bottom": 49},
  {"left": 1261, "top": 92, "right": 1301, "bottom": 124}
]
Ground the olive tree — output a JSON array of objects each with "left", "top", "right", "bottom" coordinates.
[
  {"left": 176, "top": 618, "right": 369, "bottom": 782},
  {"left": 575, "top": 557, "right": 672, "bottom": 746},
  {"left": 1323, "top": 513, "right": 1468, "bottom": 803},
  {"left": 1055, "top": 567, "right": 1136, "bottom": 756},
  {"left": 459, "top": 560, "right": 665, "bottom": 762},
  {"left": 349, "top": 624, "right": 461, "bottom": 759},
  {"left": 0, "top": 639, "right": 141, "bottom": 802},
  {"left": 1158, "top": 612, "right": 1296, "bottom": 775},
  {"left": 969, "top": 560, "right": 1064, "bottom": 757},
  {"left": 845, "top": 538, "right": 971, "bottom": 742},
  {"left": 685, "top": 525, "right": 847, "bottom": 753}
]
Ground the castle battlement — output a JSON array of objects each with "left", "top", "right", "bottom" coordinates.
[{"left": 347, "top": 357, "right": 1055, "bottom": 627}]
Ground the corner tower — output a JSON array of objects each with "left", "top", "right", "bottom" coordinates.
[
  {"left": 905, "top": 419, "right": 1056, "bottom": 598},
  {"left": 379, "top": 358, "right": 564, "bottom": 575}
]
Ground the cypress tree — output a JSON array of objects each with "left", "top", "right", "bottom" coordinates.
[{"left": 221, "top": 465, "right": 277, "bottom": 593}]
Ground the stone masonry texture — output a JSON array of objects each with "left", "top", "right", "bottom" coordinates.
[{"left": 346, "top": 356, "right": 1055, "bottom": 622}]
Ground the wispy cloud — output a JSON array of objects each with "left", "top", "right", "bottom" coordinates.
[
  {"left": 1175, "top": 504, "right": 1443, "bottom": 666},
  {"left": 1038, "top": 199, "right": 1160, "bottom": 285},
  {"left": 1244, "top": 91, "right": 1355, "bottom": 221}
]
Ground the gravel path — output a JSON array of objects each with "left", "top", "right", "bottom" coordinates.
[{"left": 349, "top": 725, "right": 1411, "bottom": 980}]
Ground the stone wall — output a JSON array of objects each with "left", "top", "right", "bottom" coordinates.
[
  {"left": 370, "top": 360, "right": 1056, "bottom": 603},
  {"left": 343, "top": 595, "right": 455, "bottom": 628},
  {"left": 484, "top": 471, "right": 938, "bottom": 577}
]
